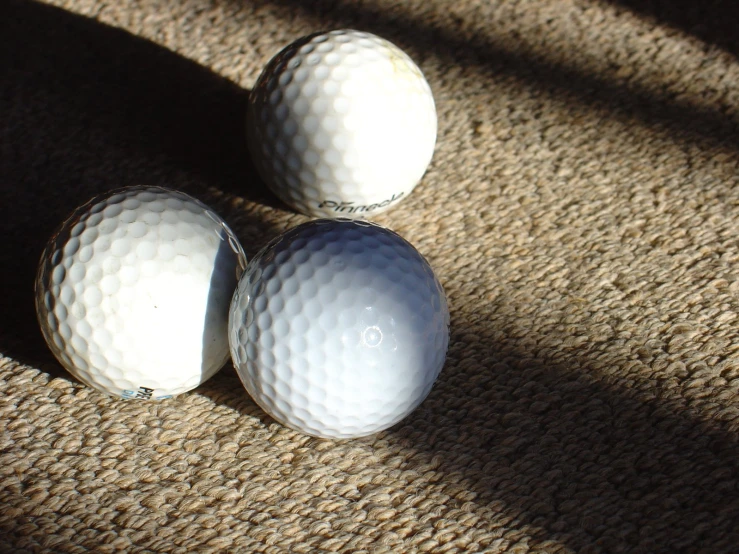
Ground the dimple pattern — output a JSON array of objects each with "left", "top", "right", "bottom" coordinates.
[
  {"left": 247, "top": 29, "right": 437, "bottom": 219},
  {"left": 35, "top": 186, "right": 247, "bottom": 399},
  {"left": 229, "top": 219, "right": 450, "bottom": 439}
]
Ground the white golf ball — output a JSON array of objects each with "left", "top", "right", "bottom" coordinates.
[
  {"left": 35, "top": 186, "right": 247, "bottom": 400},
  {"left": 228, "top": 219, "right": 449, "bottom": 439},
  {"left": 247, "top": 29, "right": 437, "bottom": 219}
]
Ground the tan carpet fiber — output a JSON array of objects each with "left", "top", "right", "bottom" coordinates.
[{"left": 2, "top": 0, "right": 739, "bottom": 552}]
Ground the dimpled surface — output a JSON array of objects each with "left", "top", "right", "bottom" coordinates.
[
  {"left": 247, "top": 29, "right": 437, "bottom": 219},
  {"left": 229, "top": 219, "right": 449, "bottom": 439},
  {"left": 35, "top": 186, "right": 247, "bottom": 399}
]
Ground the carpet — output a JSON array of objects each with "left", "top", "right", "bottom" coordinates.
[{"left": 2, "top": 0, "right": 738, "bottom": 552}]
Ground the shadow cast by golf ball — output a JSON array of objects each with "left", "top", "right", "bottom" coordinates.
[
  {"left": 195, "top": 364, "right": 274, "bottom": 423},
  {"left": 383, "top": 307, "right": 739, "bottom": 552},
  {"left": 1, "top": 0, "right": 285, "bottom": 370}
]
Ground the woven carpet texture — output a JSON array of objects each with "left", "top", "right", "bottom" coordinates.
[{"left": 2, "top": 0, "right": 739, "bottom": 552}]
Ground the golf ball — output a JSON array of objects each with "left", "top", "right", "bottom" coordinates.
[
  {"left": 229, "top": 219, "right": 449, "bottom": 439},
  {"left": 247, "top": 29, "right": 437, "bottom": 219},
  {"left": 35, "top": 186, "right": 247, "bottom": 400}
]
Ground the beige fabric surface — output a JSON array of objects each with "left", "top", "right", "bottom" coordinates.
[{"left": 2, "top": 0, "right": 739, "bottom": 552}]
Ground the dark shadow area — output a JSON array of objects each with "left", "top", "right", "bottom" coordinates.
[
  {"left": 0, "top": 0, "right": 283, "bottom": 368},
  {"left": 388, "top": 306, "right": 739, "bottom": 552},
  {"left": 243, "top": 0, "right": 738, "bottom": 151},
  {"left": 200, "top": 226, "right": 248, "bottom": 389},
  {"left": 609, "top": 0, "right": 739, "bottom": 57}
]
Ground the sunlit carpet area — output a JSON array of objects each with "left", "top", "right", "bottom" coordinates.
[{"left": 2, "top": 0, "right": 738, "bottom": 552}]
